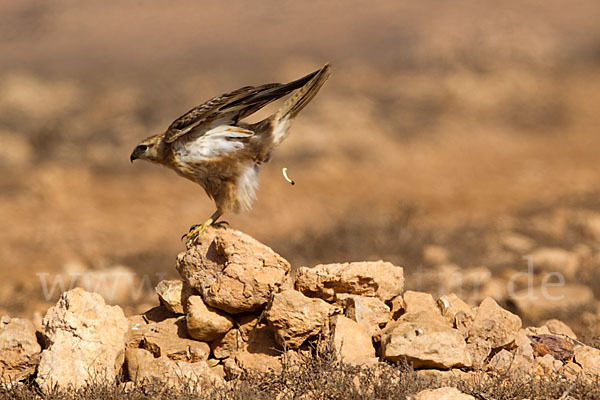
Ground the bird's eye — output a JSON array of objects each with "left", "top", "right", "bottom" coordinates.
[{"left": 137, "top": 144, "right": 148, "bottom": 152}]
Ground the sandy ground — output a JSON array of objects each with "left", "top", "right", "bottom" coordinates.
[{"left": 1, "top": 0, "right": 600, "bottom": 319}]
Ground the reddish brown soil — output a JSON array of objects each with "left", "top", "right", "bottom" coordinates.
[{"left": 1, "top": 0, "right": 600, "bottom": 322}]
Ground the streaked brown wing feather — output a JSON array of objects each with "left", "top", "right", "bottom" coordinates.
[
  {"left": 164, "top": 86, "right": 253, "bottom": 143},
  {"left": 164, "top": 68, "right": 321, "bottom": 144},
  {"left": 164, "top": 84, "right": 281, "bottom": 144}
]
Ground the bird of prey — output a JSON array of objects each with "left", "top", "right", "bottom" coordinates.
[{"left": 130, "top": 64, "right": 331, "bottom": 240}]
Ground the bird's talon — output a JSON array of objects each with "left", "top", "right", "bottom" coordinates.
[{"left": 182, "top": 223, "right": 209, "bottom": 242}]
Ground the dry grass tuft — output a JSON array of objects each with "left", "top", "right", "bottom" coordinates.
[{"left": 2, "top": 352, "right": 600, "bottom": 400}]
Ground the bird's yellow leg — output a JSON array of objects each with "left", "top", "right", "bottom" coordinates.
[{"left": 184, "top": 210, "right": 223, "bottom": 241}]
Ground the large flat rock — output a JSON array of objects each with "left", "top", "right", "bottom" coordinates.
[{"left": 295, "top": 261, "right": 404, "bottom": 302}]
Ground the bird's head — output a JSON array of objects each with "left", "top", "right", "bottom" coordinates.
[{"left": 130, "top": 135, "right": 164, "bottom": 163}]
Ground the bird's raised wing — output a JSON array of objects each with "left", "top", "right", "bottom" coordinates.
[
  {"left": 163, "top": 86, "right": 264, "bottom": 143},
  {"left": 163, "top": 68, "right": 321, "bottom": 144}
]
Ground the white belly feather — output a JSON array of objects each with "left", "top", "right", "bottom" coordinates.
[
  {"left": 235, "top": 164, "right": 259, "bottom": 211},
  {"left": 171, "top": 125, "right": 259, "bottom": 211},
  {"left": 172, "top": 125, "right": 253, "bottom": 163}
]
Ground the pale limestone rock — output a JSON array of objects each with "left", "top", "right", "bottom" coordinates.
[
  {"left": 574, "top": 345, "right": 600, "bottom": 379},
  {"left": 454, "top": 311, "right": 475, "bottom": 339},
  {"left": 437, "top": 293, "right": 474, "bottom": 329},
  {"left": 560, "top": 361, "right": 584, "bottom": 380},
  {"left": 223, "top": 357, "right": 243, "bottom": 379},
  {"left": 127, "top": 314, "right": 209, "bottom": 363},
  {"left": 486, "top": 349, "right": 512, "bottom": 374},
  {"left": 513, "top": 332, "right": 535, "bottom": 365},
  {"left": 209, "top": 313, "right": 263, "bottom": 359},
  {"left": 210, "top": 363, "right": 226, "bottom": 379},
  {"left": 211, "top": 329, "right": 244, "bottom": 360},
  {"left": 206, "top": 358, "right": 220, "bottom": 368},
  {"left": 404, "top": 291, "right": 440, "bottom": 315},
  {"left": 176, "top": 227, "right": 290, "bottom": 314},
  {"left": 487, "top": 349, "right": 534, "bottom": 377},
  {"left": 125, "top": 308, "right": 218, "bottom": 385},
  {"left": 211, "top": 314, "right": 274, "bottom": 359},
  {"left": 36, "top": 288, "right": 128, "bottom": 390},
  {"left": 339, "top": 295, "right": 390, "bottom": 337},
  {"left": 466, "top": 338, "right": 491, "bottom": 370},
  {"left": 409, "top": 386, "right": 475, "bottom": 400},
  {"left": 390, "top": 295, "right": 405, "bottom": 319},
  {"left": 140, "top": 304, "right": 178, "bottom": 322},
  {"left": 265, "top": 289, "right": 335, "bottom": 349},
  {"left": 155, "top": 280, "right": 195, "bottom": 314},
  {"left": 31, "top": 312, "right": 43, "bottom": 332},
  {"left": 125, "top": 348, "right": 223, "bottom": 387},
  {"left": 380, "top": 320, "right": 471, "bottom": 369},
  {"left": 523, "top": 325, "right": 551, "bottom": 336},
  {"left": 233, "top": 347, "right": 282, "bottom": 375},
  {"left": 534, "top": 353, "right": 562, "bottom": 376},
  {"left": 330, "top": 315, "right": 376, "bottom": 365},
  {"left": 511, "top": 284, "right": 594, "bottom": 321},
  {"left": 514, "top": 328, "right": 534, "bottom": 348},
  {"left": 186, "top": 296, "right": 234, "bottom": 341},
  {"left": 402, "top": 291, "right": 446, "bottom": 326},
  {"left": 216, "top": 316, "right": 285, "bottom": 376},
  {"left": 0, "top": 316, "right": 41, "bottom": 381},
  {"left": 229, "top": 324, "right": 282, "bottom": 374},
  {"left": 541, "top": 319, "right": 577, "bottom": 339},
  {"left": 468, "top": 297, "right": 521, "bottom": 349},
  {"left": 397, "top": 310, "right": 439, "bottom": 324},
  {"left": 295, "top": 261, "right": 404, "bottom": 302},
  {"left": 235, "top": 313, "right": 262, "bottom": 336}
]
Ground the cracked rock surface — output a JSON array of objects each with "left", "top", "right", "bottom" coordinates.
[
  {"left": 176, "top": 228, "right": 291, "bottom": 314},
  {"left": 36, "top": 288, "right": 128, "bottom": 391}
]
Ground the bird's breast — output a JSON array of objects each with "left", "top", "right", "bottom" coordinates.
[{"left": 171, "top": 125, "right": 252, "bottom": 163}]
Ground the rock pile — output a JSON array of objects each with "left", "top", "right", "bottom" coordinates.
[
  {"left": 417, "top": 236, "right": 598, "bottom": 324},
  {"left": 1, "top": 227, "right": 599, "bottom": 393}
]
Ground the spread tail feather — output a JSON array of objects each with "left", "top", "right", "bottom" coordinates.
[
  {"left": 275, "top": 64, "right": 331, "bottom": 123},
  {"left": 219, "top": 69, "right": 322, "bottom": 114},
  {"left": 270, "top": 64, "right": 331, "bottom": 146}
]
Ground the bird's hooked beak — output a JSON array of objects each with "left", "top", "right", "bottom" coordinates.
[{"left": 130, "top": 144, "right": 147, "bottom": 163}]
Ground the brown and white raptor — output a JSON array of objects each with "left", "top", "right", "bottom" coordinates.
[{"left": 130, "top": 64, "right": 331, "bottom": 240}]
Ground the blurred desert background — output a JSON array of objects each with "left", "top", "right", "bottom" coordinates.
[{"left": 2, "top": 0, "right": 600, "bottom": 337}]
